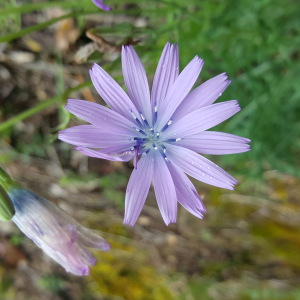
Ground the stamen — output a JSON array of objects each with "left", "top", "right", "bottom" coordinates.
[
  {"left": 133, "top": 144, "right": 140, "bottom": 169},
  {"left": 161, "top": 119, "right": 173, "bottom": 132},
  {"left": 133, "top": 127, "right": 147, "bottom": 136},
  {"left": 129, "top": 109, "right": 142, "bottom": 126},
  {"left": 164, "top": 138, "right": 182, "bottom": 142},
  {"left": 158, "top": 148, "right": 169, "bottom": 162},
  {"left": 142, "top": 148, "right": 150, "bottom": 156},
  {"left": 140, "top": 112, "right": 149, "bottom": 127},
  {"left": 133, "top": 137, "right": 145, "bottom": 141},
  {"left": 153, "top": 104, "right": 158, "bottom": 124}
]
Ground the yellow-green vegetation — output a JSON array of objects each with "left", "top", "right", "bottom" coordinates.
[{"left": 89, "top": 239, "right": 175, "bottom": 299}]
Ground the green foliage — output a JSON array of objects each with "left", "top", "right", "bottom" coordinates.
[
  {"left": 0, "top": 0, "right": 21, "bottom": 36},
  {"left": 1, "top": 0, "right": 299, "bottom": 177}
]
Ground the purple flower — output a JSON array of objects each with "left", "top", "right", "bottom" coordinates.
[
  {"left": 9, "top": 188, "right": 110, "bottom": 276},
  {"left": 59, "top": 42, "right": 251, "bottom": 226},
  {"left": 91, "top": 0, "right": 111, "bottom": 11}
]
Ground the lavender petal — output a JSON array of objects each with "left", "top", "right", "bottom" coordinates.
[
  {"left": 91, "top": 0, "right": 112, "bottom": 11},
  {"left": 151, "top": 42, "right": 179, "bottom": 109},
  {"left": 168, "top": 163, "right": 206, "bottom": 218},
  {"left": 166, "top": 144, "right": 238, "bottom": 190},
  {"left": 122, "top": 45, "right": 152, "bottom": 122},
  {"left": 65, "top": 99, "right": 138, "bottom": 135},
  {"left": 90, "top": 64, "right": 141, "bottom": 122},
  {"left": 153, "top": 152, "right": 177, "bottom": 225},
  {"left": 59, "top": 125, "right": 131, "bottom": 148},
  {"left": 173, "top": 73, "right": 231, "bottom": 119},
  {"left": 76, "top": 146, "right": 134, "bottom": 162},
  {"left": 176, "top": 131, "right": 251, "bottom": 155},
  {"left": 124, "top": 154, "right": 154, "bottom": 226},
  {"left": 164, "top": 100, "right": 241, "bottom": 138},
  {"left": 156, "top": 56, "right": 204, "bottom": 131}
]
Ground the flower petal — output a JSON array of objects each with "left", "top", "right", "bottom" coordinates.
[
  {"left": 91, "top": 0, "right": 112, "bottom": 11},
  {"left": 124, "top": 154, "right": 154, "bottom": 226},
  {"left": 156, "top": 56, "right": 204, "bottom": 131},
  {"left": 166, "top": 144, "right": 237, "bottom": 190},
  {"left": 153, "top": 152, "right": 177, "bottom": 225},
  {"left": 173, "top": 73, "right": 231, "bottom": 119},
  {"left": 122, "top": 45, "right": 152, "bottom": 122},
  {"left": 76, "top": 145, "right": 134, "bottom": 162},
  {"left": 77, "top": 225, "right": 110, "bottom": 251},
  {"left": 90, "top": 64, "right": 141, "bottom": 122},
  {"left": 176, "top": 131, "right": 251, "bottom": 155},
  {"left": 164, "top": 100, "right": 241, "bottom": 138},
  {"left": 59, "top": 125, "right": 131, "bottom": 148},
  {"left": 151, "top": 42, "right": 179, "bottom": 108},
  {"left": 168, "top": 163, "right": 206, "bottom": 218},
  {"left": 65, "top": 99, "right": 138, "bottom": 135}
]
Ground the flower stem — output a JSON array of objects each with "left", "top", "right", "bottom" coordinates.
[{"left": 0, "top": 81, "right": 91, "bottom": 132}]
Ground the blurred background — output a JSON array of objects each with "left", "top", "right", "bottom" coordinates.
[{"left": 0, "top": 0, "right": 300, "bottom": 299}]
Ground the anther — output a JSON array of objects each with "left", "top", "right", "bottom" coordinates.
[
  {"left": 133, "top": 127, "right": 147, "bottom": 136},
  {"left": 161, "top": 119, "right": 173, "bottom": 132},
  {"left": 153, "top": 104, "right": 158, "bottom": 124},
  {"left": 158, "top": 148, "right": 169, "bottom": 162},
  {"left": 140, "top": 112, "right": 149, "bottom": 127},
  {"left": 164, "top": 138, "right": 181, "bottom": 143},
  {"left": 130, "top": 109, "right": 142, "bottom": 126}
]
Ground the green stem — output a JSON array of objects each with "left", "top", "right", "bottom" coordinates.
[
  {"left": 0, "top": 1, "right": 93, "bottom": 16},
  {"left": 0, "top": 96, "right": 60, "bottom": 132},
  {"left": 0, "top": 185, "right": 15, "bottom": 221},
  {"left": 0, "top": 10, "right": 95, "bottom": 43},
  {"left": 0, "top": 81, "right": 91, "bottom": 132},
  {"left": 0, "top": 167, "right": 19, "bottom": 220}
]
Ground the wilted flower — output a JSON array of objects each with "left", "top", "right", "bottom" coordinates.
[
  {"left": 91, "top": 0, "right": 111, "bottom": 11},
  {"left": 59, "top": 42, "right": 251, "bottom": 226},
  {"left": 0, "top": 167, "right": 109, "bottom": 276}
]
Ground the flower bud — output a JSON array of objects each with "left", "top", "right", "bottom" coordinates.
[{"left": 0, "top": 167, "right": 110, "bottom": 276}]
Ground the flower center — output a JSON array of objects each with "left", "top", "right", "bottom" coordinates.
[
  {"left": 129, "top": 109, "right": 169, "bottom": 161},
  {"left": 128, "top": 106, "right": 182, "bottom": 165}
]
